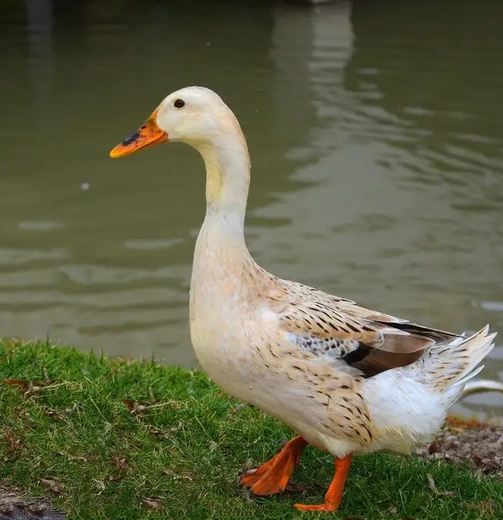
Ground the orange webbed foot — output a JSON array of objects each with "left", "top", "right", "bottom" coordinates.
[
  {"left": 241, "top": 436, "right": 307, "bottom": 495},
  {"left": 294, "top": 503, "right": 336, "bottom": 512},
  {"left": 293, "top": 454, "right": 352, "bottom": 513},
  {"left": 240, "top": 456, "right": 276, "bottom": 487}
]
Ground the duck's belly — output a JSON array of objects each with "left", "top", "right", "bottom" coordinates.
[
  {"left": 191, "top": 327, "right": 283, "bottom": 406},
  {"left": 190, "top": 326, "right": 359, "bottom": 454}
]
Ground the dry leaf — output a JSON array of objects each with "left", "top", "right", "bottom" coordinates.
[
  {"left": 112, "top": 454, "right": 130, "bottom": 471},
  {"left": 3, "top": 379, "right": 55, "bottom": 397},
  {"left": 122, "top": 398, "right": 151, "bottom": 415},
  {"left": 427, "top": 473, "right": 455, "bottom": 496},
  {"left": 148, "top": 426, "right": 168, "bottom": 438},
  {"left": 93, "top": 479, "right": 106, "bottom": 495},
  {"left": 63, "top": 402, "right": 78, "bottom": 414},
  {"left": 43, "top": 367, "right": 51, "bottom": 382},
  {"left": 3, "top": 379, "right": 30, "bottom": 389},
  {"left": 142, "top": 497, "right": 163, "bottom": 510},
  {"left": 476, "top": 501, "right": 496, "bottom": 512},
  {"left": 285, "top": 481, "right": 307, "bottom": 492},
  {"left": 56, "top": 450, "right": 87, "bottom": 462},
  {"left": 162, "top": 469, "right": 194, "bottom": 481},
  {"left": 445, "top": 415, "right": 488, "bottom": 430},
  {"left": 4, "top": 429, "right": 23, "bottom": 453},
  {"left": 472, "top": 454, "right": 499, "bottom": 474},
  {"left": 41, "top": 478, "right": 66, "bottom": 494},
  {"left": 43, "top": 407, "right": 64, "bottom": 422},
  {"left": 148, "top": 423, "right": 182, "bottom": 440},
  {"left": 123, "top": 398, "right": 182, "bottom": 416}
]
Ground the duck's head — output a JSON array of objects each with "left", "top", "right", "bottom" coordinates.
[{"left": 110, "top": 86, "right": 242, "bottom": 158}]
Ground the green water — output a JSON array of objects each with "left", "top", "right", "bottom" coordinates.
[{"left": 0, "top": 0, "right": 502, "bottom": 417}]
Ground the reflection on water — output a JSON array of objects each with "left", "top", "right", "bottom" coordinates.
[{"left": 0, "top": 0, "right": 502, "bottom": 417}]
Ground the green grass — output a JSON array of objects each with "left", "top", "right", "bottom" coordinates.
[{"left": 0, "top": 339, "right": 502, "bottom": 520}]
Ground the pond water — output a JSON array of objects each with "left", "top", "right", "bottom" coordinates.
[{"left": 1, "top": 0, "right": 502, "bottom": 418}]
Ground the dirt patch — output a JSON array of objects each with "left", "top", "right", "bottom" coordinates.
[
  {"left": 0, "top": 490, "right": 65, "bottom": 520},
  {"left": 416, "top": 418, "right": 503, "bottom": 480}
]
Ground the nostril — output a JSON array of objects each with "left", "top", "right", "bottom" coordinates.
[{"left": 122, "top": 131, "right": 140, "bottom": 146}]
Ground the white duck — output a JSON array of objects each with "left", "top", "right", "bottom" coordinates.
[{"left": 110, "top": 86, "right": 496, "bottom": 512}]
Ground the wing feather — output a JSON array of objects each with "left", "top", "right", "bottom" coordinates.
[{"left": 270, "top": 280, "right": 459, "bottom": 378}]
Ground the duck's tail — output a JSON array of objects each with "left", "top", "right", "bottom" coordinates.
[
  {"left": 361, "top": 326, "right": 496, "bottom": 453},
  {"left": 420, "top": 325, "right": 497, "bottom": 407}
]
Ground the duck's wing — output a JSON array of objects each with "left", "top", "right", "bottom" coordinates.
[{"left": 268, "top": 280, "right": 460, "bottom": 378}]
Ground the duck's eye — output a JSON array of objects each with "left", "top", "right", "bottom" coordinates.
[{"left": 174, "top": 99, "right": 185, "bottom": 109}]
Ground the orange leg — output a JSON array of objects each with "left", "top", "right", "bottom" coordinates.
[
  {"left": 241, "top": 436, "right": 308, "bottom": 495},
  {"left": 294, "top": 455, "right": 352, "bottom": 512}
]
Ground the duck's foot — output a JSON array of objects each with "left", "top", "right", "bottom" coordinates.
[
  {"left": 241, "top": 435, "right": 307, "bottom": 495},
  {"left": 293, "top": 454, "right": 352, "bottom": 513},
  {"left": 294, "top": 503, "right": 335, "bottom": 512}
]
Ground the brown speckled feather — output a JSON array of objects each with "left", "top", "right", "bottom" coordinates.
[{"left": 267, "top": 277, "right": 459, "bottom": 378}]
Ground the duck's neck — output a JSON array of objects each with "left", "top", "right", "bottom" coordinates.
[{"left": 195, "top": 133, "right": 251, "bottom": 243}]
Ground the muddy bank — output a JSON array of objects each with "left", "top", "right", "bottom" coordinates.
[{"left": 416, "top": 418, "right": 503, "bottom": 480}]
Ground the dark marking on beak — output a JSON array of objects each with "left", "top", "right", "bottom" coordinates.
[{"left": 121, "top": 132, "right": 140, "bottom": 146}]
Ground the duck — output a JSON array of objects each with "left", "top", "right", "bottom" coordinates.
[{"left": 110, "top": 86, "right": 497, "bottom": 512}]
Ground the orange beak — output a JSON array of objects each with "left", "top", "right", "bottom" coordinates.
[{"left": 109, "top": 110, "right": 168, "bottom": 158}]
